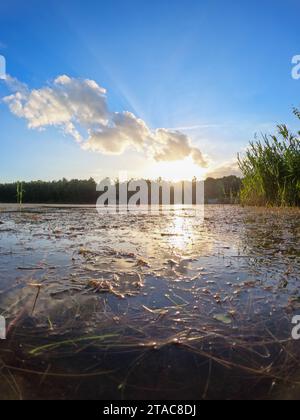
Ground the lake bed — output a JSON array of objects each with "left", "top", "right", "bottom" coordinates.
[{"left": 0, "top": 205, "right": 300, "bottom": 400}]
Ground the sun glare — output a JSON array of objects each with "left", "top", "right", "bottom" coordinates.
[{"left": 144, "top": 157, "right": 207, "bottom": 182}]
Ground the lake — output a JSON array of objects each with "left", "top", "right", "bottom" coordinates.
[{"left": 0, "top": 204, "right": 300, "bottom": 400}]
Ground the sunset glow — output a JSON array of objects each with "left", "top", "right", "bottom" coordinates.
[{"left": 144, "top": 157, "right": 208, "bottom": 181}]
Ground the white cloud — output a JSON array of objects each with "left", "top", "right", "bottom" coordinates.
[
  {"left": 84, "top": 111, "right": 150, "bottom": 154},
  {"left": 191, "top": 147, "right": 208, "bottom": 167},
  {"left": 3, "top": 75, "right": 208, "bottom": 167},
  {"left": 3, "top": 75, "right": 28, "bottom": 94},
  {"left": 152, "top": 129, "right": 208, "bottom": 167},
  {"left": 4, "top": 75, "right": 108, "bottom": 143}
]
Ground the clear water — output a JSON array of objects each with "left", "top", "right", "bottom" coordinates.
[{"left": 0, "top": 205, "right": 299, "bottom": 400}]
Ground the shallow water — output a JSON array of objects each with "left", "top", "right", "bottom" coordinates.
[{"left": 0, "top": 204, "right": 300, "bottom": 400}]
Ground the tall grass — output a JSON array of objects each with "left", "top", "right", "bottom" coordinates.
[
  {"left": 16, "top": 182, "right": 24, "bottom": 208},
  {"left": 238, "top": 116, "right": 300, "bottom": 206}
]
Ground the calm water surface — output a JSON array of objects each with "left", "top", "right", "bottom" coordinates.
[{"left": 0, "top": 204, "right": 300, "bottom": 400}]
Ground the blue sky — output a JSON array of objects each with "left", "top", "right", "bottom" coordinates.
[{"left": 0, "top": 0, "right": 300, "bottom": 182}]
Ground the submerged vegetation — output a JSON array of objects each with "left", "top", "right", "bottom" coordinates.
[
  {"left": 238, "top": 111, "right": 300, "bottom": 207},
  {"left": 0, "top": 205, "right": 300, "bottom": 399}
]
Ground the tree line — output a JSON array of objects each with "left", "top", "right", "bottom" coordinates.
[{"left": 0, "top": 176, "right": 242, "bottom": 205}]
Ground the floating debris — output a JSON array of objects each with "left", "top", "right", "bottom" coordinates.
[
  {"left": 161, "top": 233, "right": 182, "bottom": 237},
  {"left": 142, "top": 305, "right": 168, "bottom": 316},
  {"left": 88, "top": 279, "right": 125, "bottom": 299},
  {"left": 0, "top": 205, "right": 299, "bottom": 400},
  {"left": 79, "top": 248, "right": 95, "bottom": 257},
  {"left": 213, "top": 314, "right": 232, "bottom": 325},
  {"left": 136, "top": 258, "right": 150, "bottom": 268}
]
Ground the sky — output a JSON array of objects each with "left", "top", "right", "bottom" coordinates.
[{"left": 0, "top": 0, "right": 300, "bottom": 182}]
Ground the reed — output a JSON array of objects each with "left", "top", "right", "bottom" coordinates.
[
  {"left": 16, "top": 181, "right": 24, "bottom": 209},
  {"left": 238, "top": 117, "right": 300, "bottom": 206}
]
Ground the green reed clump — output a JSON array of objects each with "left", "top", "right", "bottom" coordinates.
[
  {"left": 16, "top": 182, "right": 25, "bottom": 207},
  {"left": 238, "top": 120, "right": 300, "bottom": 207}
]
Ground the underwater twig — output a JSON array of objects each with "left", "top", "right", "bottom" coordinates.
[{"left": 29, "top": 284, "right": 42, "bottom": 316}]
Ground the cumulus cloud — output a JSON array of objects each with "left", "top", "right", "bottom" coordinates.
[
  {"left": 191, "top": 147, "right": 208, "bottom": 167},
  {"left": 4, "top": 75, "right": 108, "bottom": 143},
  {"left": 153, "top": 129, "right": 193, "bottom": 161},
  {"left": 84, "top": 111, "right": 150, "bottom": 154},
  {"left": 3, "top": 75, "right": 208, "bottom": 167}
]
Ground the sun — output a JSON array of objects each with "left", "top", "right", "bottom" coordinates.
[{"left": 144, "top": 157, "right": 208, "bottom": 181}]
